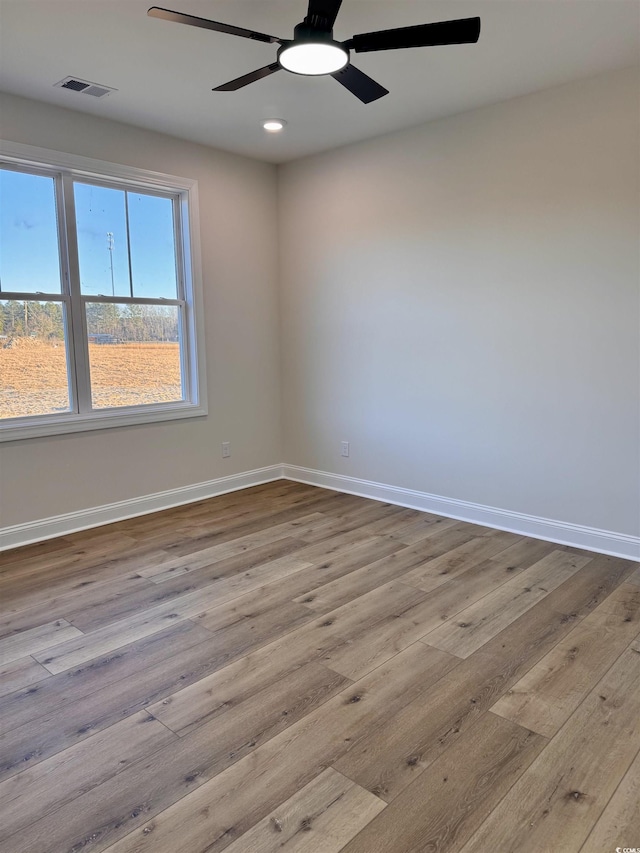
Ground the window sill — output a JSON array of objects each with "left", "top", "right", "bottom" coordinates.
[{"left": 0, "top": 401, "right": 208, "bottom": 442}]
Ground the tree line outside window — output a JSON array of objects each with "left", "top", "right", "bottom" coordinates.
[{"left": 0, "top": 300, "right": 179, "bottom": 343}]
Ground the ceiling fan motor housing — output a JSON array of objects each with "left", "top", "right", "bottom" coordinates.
[{"left": 295, "top": 20, "right": 333, "bottom": 40}]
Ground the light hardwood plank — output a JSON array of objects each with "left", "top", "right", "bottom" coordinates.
[
  {"left": 297, "top": 506, "right": 422, "bottom": 547},
  {"left": 31, "top": 610, "right": 195, "bottom": 675},
  {"left": 0, "top": 547, "right": 172, "bottom": 617},
  {"left": 491, "top": 582, "right": 640, "bottom": 736},
  {"left": 0, "top": 533, "right": 142, "bottom": 600},
  {"left": 197, "top": 597, "right": 316, "bottom": 652},
  {"left": 145, "top": 642, "right": 312, "bottom": 737},
  {"left": 332, "top": 651, "right": 502, "bottom": 802},
  {"left": 422, "top": 549, "right": 591, "bottom": 658},
  {"left": 382, "top": 514, "right": 460, "bottom": 545},
  {"left": 483, "top": 535, "right": 559, "bottom": 569},
  {"left": 339, "top": 712, "right": 546, "bottom": 853},
  {"left": 318, "top": 551, "right": 551, "bottom": 681},
  {"left": 285, "top": 580, "right": 430, "bottom": 655},
  {"left": 0, "top": 619, "right": 83, "bottom": 666},
  {"left": 57, "top": 538, "right": 308, "bottom": 634},
  {"left": 580, "top": 744, "right": 640, "bottom": 853},
  {"left": 0, "top": 531, "right": 138, "bottom": 581},
  {"left": 321, "top": 612, "right": 426, "bottom": 681},
  {"left": 281, "top": 535, "right": 405, "bottom": 609},
  {"left": 143, "top": 583, "right": 434, "bottom": 738},
  {"left": 627, "top": 564, "right": 640, "bottom": 587},
  {"left": 144, "top": 537, "right": 309, "bottom": 595},
  {"left": 146, "top": 603, "right": 452, "bottom": 737},
  {"left": 0, "top": 620, "right": 211, "bottom": 735},
  {"left": 458, "top": 646, "right": 640, "bottom": 853},
  {"left": 401, "top": 529, "right": 525, "bottom": 591},
  {"left": 332, "top": 555, "right": 621, "bottom": 803},
  {"left": 0, "top": 623, "right": 232, "bottom": 779},
  {"left": 294, "top": 523, "right": 484, "bottom": 613},
  {"left": 532, "top": 552, "right": 636, "bottom": 624},
  {"left": 31, "top": 554, "right": 313, "bottom": 674},
  {"left": 3, "top": 663, "right": 350, "bottom": 853},
  {"left": 92, "top": 644, "right": 456, "bottom": 853},
  {"left": 223, "top": 768, "right": 385, "bottom": 853},
  {"left": 318, "top": 543, "right": 551, "bottom": 679},
  {"left": 0, "top": 710, "right": 176, "bottom": 843},
  {"left": 0, "top": 656, "right": 50, "bottom": 698},
  {"left": 0, "top": 573, "right": 154, "bottom": 638},
  {"left": 400, "top": 553, "right": 546, "bottom": 634},
  {"left": 293, "top": 502, "right": 416, "bottom": 546},
  {"left": 137, "top": 514, "right": 325, "bottom": 581},
  {"left": 159, "top": 493, "right": 353, "bottom": 557},
  {"left": 292, "top": 519, "right": 426, "bottom": 565},
  {"left": 189, "top": 536, "right": 403, "bottom": 630}
]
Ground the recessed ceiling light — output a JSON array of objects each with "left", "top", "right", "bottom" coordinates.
[{"left": 263, "top": 119, "right": 286, "bottom": 133}]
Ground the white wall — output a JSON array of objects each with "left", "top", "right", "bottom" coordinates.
[
  {"left": 2, "top": 69, "right": 638, "bottom": 543},
  {"left": 278, "top": 68, "right": 640, "bottom": 537},
  {"left": 0, "top": 92, "right": 282, "bottom": 527}
]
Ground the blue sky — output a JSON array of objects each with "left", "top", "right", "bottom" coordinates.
[
  {"left": 0, "top": 169, "right": 61, "bottom": 294},
  {"left": 0, "top": 168, "right": 178, "bottom": 300}
]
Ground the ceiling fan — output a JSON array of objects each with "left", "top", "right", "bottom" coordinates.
[{"left": 148, "top": 1, "right": 481, "bottom": 104}]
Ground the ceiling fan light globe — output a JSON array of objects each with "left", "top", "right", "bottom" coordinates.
[{"left": 278, "top": 42, "right": 349, "bottom": 76}]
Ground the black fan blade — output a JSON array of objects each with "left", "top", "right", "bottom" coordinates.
[
  {"left": 305, "top": 0, "right": 343, "bottom": 30},
  {"left": 348, "top": 17, "right": 481, "bottom": 53},
  {"left": 331, "top": 64, "right": 388, "bottom": 104},
  {"left": 213, "top": 63, "right": 281, "bottom": 92},
  {"left": 148, "top": 6, "right": 281, "bottom": 44}
]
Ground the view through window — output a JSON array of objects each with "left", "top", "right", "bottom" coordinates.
[{"left": 0, "top": 155, "right": 203, "bottom": 436}]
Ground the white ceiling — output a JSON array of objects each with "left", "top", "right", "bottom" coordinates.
[{"left": 0, "top": 0, "right": 638, "bottom": 163}]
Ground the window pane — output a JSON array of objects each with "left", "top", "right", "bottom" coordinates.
[
  {"left": 85, "top": 302, "right": 183, "bottom": 409},
  {"left": 74, "top": 183, "right": 131, "bottom": 297},
  {"left": 0, "top": 300, "right": 71, "bottom": 418},
  {"left": 128, "top": 193, "right": 178, "bottom": 299},
  {"left": 0, "top": 168, "right": 62, "bottom": 294}
]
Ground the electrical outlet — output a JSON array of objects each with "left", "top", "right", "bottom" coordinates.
[
  {"left": 222, "top": 442, "right": 231, "bottom": 458},
  {"left": 341, "top": 441, "right": 350, "bottom": 458}
]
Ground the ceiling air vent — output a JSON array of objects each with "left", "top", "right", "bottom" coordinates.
[{"left": 54, "top": 77, "right": 117, "bottom": 98}]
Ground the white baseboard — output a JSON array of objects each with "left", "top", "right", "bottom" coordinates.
[
  {"left": 0, "top": 465, "right": 283, "bottom": 552},
  {"left": 282, "top": 465, "right": 640, "bottom": 563},
  {"left": 3, "top": 462, "right": 638, "bottom": 562}
]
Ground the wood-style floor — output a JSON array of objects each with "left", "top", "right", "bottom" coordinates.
[{"left": 1, "top": 481, "right": 639, "bottom": 853}]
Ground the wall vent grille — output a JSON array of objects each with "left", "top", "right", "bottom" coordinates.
[{"left": 54, "top": 77, "right": 117, "bottom": 98}]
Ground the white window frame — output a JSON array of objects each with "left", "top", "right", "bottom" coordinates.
[{"left": 0, "top": 141, "right": 207, "bottom": 442}]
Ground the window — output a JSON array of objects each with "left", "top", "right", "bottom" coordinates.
[{"left": 0, "top": 142, "right": 206, "bottom": 441}]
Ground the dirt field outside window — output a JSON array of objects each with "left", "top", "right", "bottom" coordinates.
[{"left": 0, "top": 338, "right": 182, "bottom": 418}]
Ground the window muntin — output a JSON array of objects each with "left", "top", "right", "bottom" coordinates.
[{"left": 0, "top": 150, "right": 204, "bottom": 440}]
